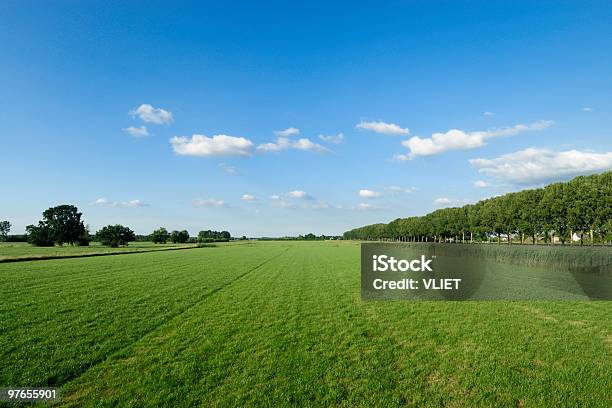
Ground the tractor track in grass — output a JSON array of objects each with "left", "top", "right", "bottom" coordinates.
[{"left": 56, "top": 247, "right": 290, "bottom": 391}]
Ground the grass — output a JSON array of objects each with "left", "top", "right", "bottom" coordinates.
[
  {"left": 0, "top": 241, "right": 610, "bottom": 407},
  {"left": 393, "top": 242, "right": 612, "bottom": 269},
  {"left": 0, "top": 241, "right": 198, "bottom": 262}
]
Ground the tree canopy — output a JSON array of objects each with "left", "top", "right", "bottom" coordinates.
[
  {"left": 0, "top": 221, "right": 10, "bottom": 241},
  {"left": 26, "top": 205, "right": 88, "bottom": 246},
  {"left": 170, "top": 230, "right": 190, "bottom": 243},
  {"left": 198, "top": 230, "right": 231, "bottom": 243},
  {"left": 96, "top": 225, "right": 136, "bottom": 247},
  {"left": 344, "top": 171, "right": 612, "bottom": 245},
  {"left": 151, "top": 227, "right": 170, "bottom": 244}
]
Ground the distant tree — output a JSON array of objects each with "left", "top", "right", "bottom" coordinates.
[
  {"left": 304, "top": 233, "right": 316, "bottom": 240},
  {"left": 240, "top": 235, "right": 248, "bottom": 240},
  {"left": 198, "top": 230, "right": 231, "bottom": 242},
  {"left": 26, "top": 222, "right": 54, "bottom": 246},
  {"left": 170, "top": 230, "right": 190, "bottom": 243},
  {"left": 0, "top": 220, "right": 10, "bottom": 241},
  {"left": 198, "top": 230, "right": 213, "bottom": 243},
  {"left": 78, "top": 225, "right": 91, "bottom": 246},
  {"left": 42, "top": 205, "right": 86, "bottom": 246},
  {"left": 24, "top": 205, "right": 87, "bottom": 246},
  {"left": 97, "top": 225, "right": 135, "bottom": 247},
  {"left": 151, "top": 227, "right": 170, "bottom": 244},
  {"left": 343, "top": 171, "right": 611, "bottom": 246}
]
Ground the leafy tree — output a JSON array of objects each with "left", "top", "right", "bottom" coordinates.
[
  {"left": 78, "top": 225, "right": 91, "bottom": 246},
  {"left": 0, "top": 220, "right": 10, "bottom": 241},
  {"left": 170, "top": 230, "right": 190, "bottom": 243},
  {"left": 151, "top": 227, "right": 170, "bottom": 244},
  {"left": 97, "top": 225, "right": 135, "bottom": 247},
  {"left": 41, "top": 205, "right": 86, "bottom": 245},
  {"left": 26, "top": 222, "right": 54, "bottom": 246},
  {"left": 24, "top": 205, "right": 87, "bottom": 246},
  {"left": 344, "top": 171, "right": 611, "bottom": 246},
  {"left": 198, "top": 230, "right": 231, "bottom": 242}
]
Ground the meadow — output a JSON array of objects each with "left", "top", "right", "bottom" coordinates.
[
  {"left": 0, "top": 241, "right": 610, "bottom": 407},
  {"left": 0, "top": 241, "right": 198, "bottom": 262}
]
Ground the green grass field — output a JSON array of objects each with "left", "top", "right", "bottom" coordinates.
[
  {"left": 0, "top": 241, "right": 198, "bottom": 262},
  {"left": 1, "top": 241, "right": 610, "bottom": 407}
]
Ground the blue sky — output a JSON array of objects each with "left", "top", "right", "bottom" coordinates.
[{"left": 1, "top": 1, "right": 611, "bottom": 236}]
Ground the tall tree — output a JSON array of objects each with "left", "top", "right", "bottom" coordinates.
[
  {"left": 151, "top": 227, "right": 170, "bottom": 244},
  {"left": 0, "top": 220, "right": 10, "bottom": 241},
  {"left": 41, "top": 205, "right": 86, "bottom": 246},
  {"left": 97, "top": 225, "right": 135, "bottom": 247}
]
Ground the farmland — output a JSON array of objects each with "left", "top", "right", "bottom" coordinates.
[
  {"left": 1, "top": 241, "right": 611, "bottom": 407},
  {"left": 0, "top": 242, "right": 198, "bottom": 262}
]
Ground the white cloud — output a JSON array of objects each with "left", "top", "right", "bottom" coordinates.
[
  {"left": 356, "top": 120, "right": 409, "bottom": 136},
  {"left": 171, "top": 134, "right": 253, "bottom": 157},
  {"left": 483, "top": 111, "right": 494, "bottom": 117},
  {"left": 357, "top": 203, "right": 378, "bottom": 210},
  {"left": 274, "top": 127, "right": 300, "bottom": 137},
  {"left": 94, "top": 198, "right": 148, "bottom": 208},
  {"left": 582, "top": 107, "right": 593, "bottom": 112},
  {"left": 318, "top": 133, "right": 344, "bottom": 144},
  {"left": 473, "top": 180, "right": 489, "bottom": 188},
  {"left": 123, "top": 125, "right": 149, "bottom": 137},
  {"left": 469, "top": 147, "right": 612, "bottom": 184},
  {"left": 257, "top": 137, "right": 292, "bottom": 152},
  {"left": 130, "top": 104, "right": 173, "bottom": 125},
  {"left": 393, "top": 154, "right": 411, "bottom": 161},
  {"left": 270, "top": 194, "right": 281, "bottom": 200},
  {"left": 384, "top": 186, "right": 416, "bottom": 194},
  {"left": 193, "top": 198, "right": 227, "bottom": 207},
  {"left": 400, "top": 120, "right": 554, "bottom": 159},
  {"left": 359, "top": 189, "right": 381, "bottom": 198},
  {"left": 241, "top": 194, "right": 256, "bottom": 202},
  {"left": 288, "top": 190, "right": 308, "bottom": 199},
  {"left": 292, "top": 138, "right": 330, "bottom": 153},
  {"left": 219, "top": 163, "right": 237, "bottom": 175},
  {"left": 433, "top": 197, "right": 468, "bottom": 207},
  {"left": 257, "top": 137, "right": 330, "bottom": 154}
]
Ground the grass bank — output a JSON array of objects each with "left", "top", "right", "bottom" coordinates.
[
  {"left": 0, "top": 242, "right": 202, "bottom": 263},
  {"left": 378, "top": 242, "right": 612, "bottom": 270}
]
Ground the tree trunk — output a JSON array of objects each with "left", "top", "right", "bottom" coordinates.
[
  {"left": 470, "top": 232, "right": 473, "bottom": 243},
  {"left": 590, "top": 229, "right": 594, "bottom": 246},
  {"left": 497, "top": 233, "right": 501, "bottom": 244},
  {"left": 507, "top": 233, "right": 511, "bottom": 244}
]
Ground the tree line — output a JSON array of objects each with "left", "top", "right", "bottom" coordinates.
[
  {"left": 0, "top": 205, "right": 234, "bottom": 247},
  {"left": 344, "top": 171, "right": 612, "bottom": 245}
]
